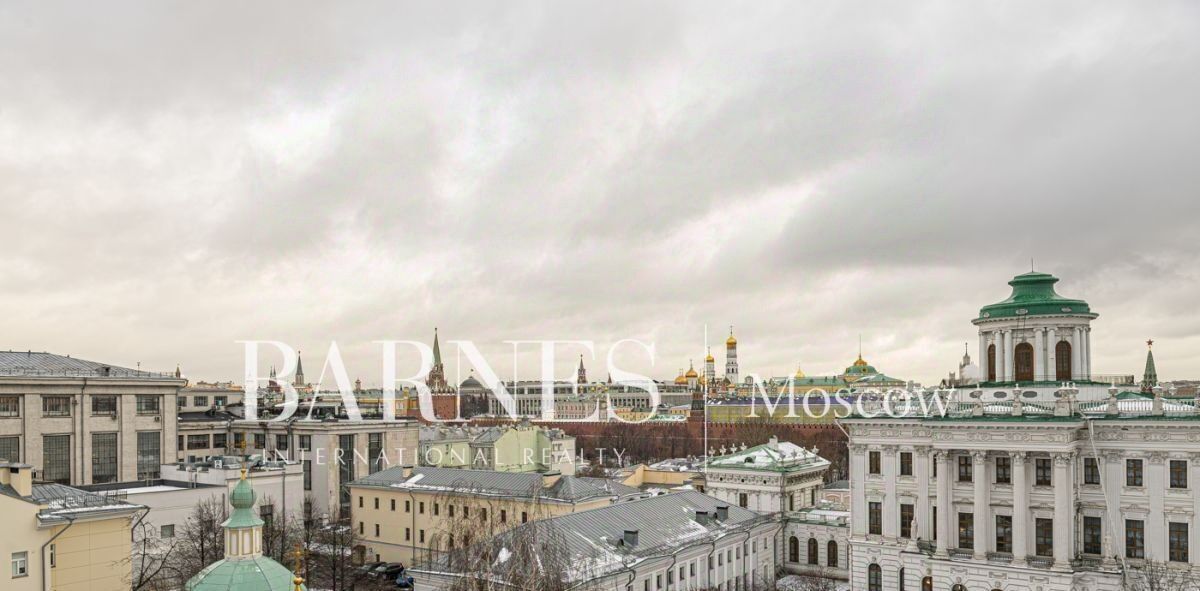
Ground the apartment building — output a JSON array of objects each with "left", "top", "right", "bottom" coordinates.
[
  {"left": 0, "top": 351, "right": 184, "bottom": 486},
  {"left": 347, "top": 465, "right": 642, "bottom": 564}
]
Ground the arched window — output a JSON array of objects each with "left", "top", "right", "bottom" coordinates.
[
  {"left": 899, "top": 567, "right": 906, "bottom": 591},
  {"left": 951, "top": 585, "right": 966, "bottom": 591},
  {"left": 807, "top": 538, "right": 819, "bottom": 564},
  {"left": 922, "top": 576, "right": 933, "bottom": 591},
  {"left": 1014, "top": 342, "right": 1034, "bottom": 382},
  {"left": 827, "top": 540, "right": 838, "bottom": 567},
  {"left": 987, "top": 344, "right": 997, "bottom": 382},
  {"left": 788, "top": 536, "right": 799, "bottom": 563},
  {"left": 868, "top": 564, "right": 882, "bottom": 591},
  {"left": 1056, "top": 340, "right": 1072, "bottom": 381}
]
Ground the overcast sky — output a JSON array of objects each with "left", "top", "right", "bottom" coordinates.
[{"left": 3, "top": 2, "right": 1200, "bottom": 386}]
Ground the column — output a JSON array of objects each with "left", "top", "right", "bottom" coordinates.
[
  {"left": 997, "top": 331, "right": 1008, "bottom": 382},
  {"left": 1012, "top": 452, "right": 1028, "bottom": 565},
  {"left": 1105, "top": 451, "right": 1125, "bottom": 564},
  {"left": 1047, "top": 327, "right": 1058, "bottom": 381},
  {"left": 935, "top": 451, "right": 951, "bottom": 557},
  {"left": 1148, "top": 453, "right": 1166, "bottom": 559},
  {"left": 973, "top": 452, "right": 990, "bottom": 559},
  {"left": 882, "top": 445, "right": 898, "bottom": 539},
  {"left": 1053, "top": 453, "right": 1073, "bottom": 569},
  {"left": 1071, "top": 328, "right": 1082, "bottom": 382},
  {"left": 1034, "top": 328, "right": 1045, "bottom": 381},
  {"left": 1191, "top": 453, "right": 1200, "bottom": 567},
  {"left": 978, "top": 333, "right": 988, "bottom": 384},
  {"left": 1005, "top": 330, "right": 1016, "bottom": 382},
  {"left": 1082, "top": 327, "right": 1091, "bottom": 381},
  {"left": 915, "top": 447, "right": 932, "bottom": 543},
  {"left": 850, "top": 444, "right": 867, "bottom": 539}
]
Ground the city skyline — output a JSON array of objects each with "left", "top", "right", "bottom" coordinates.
[{"left": 4, "top": 3, "right": 1200, "bottom": 385}]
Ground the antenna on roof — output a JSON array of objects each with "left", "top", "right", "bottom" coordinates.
[{"left": 1031, "top": 257, "right": 1035, "bottom": 272}]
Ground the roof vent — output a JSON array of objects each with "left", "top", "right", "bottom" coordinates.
[
  {"left": 715, "top": 505, "right": 729, "bottom": 520},
  {"left": 623, "top": 529, "right": 639, "bottom": 547}
]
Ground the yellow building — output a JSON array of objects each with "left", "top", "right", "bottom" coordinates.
[
  {"left": 347, "top": 466, "right": 642, "bottom": 565},
  {"left": 0, "top": 462, "right": 143, "bottom": 591}
]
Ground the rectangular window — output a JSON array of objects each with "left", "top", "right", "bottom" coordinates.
[
  {"left": 1083, "top": 516, "right": 1102, "bottom": 555},
  {"left": 12, "top": 551, "right": 28, "bottom": 577},
  {"left": 932, "top": 506, "right": 937, "bottom": 540},
  {"left": 233, "top": 432, "right": 245, "bottom": 448},
  {"left": 1127, "top": 459, "right": 1144, "bottom": 487},
  {"left": 501, "top": 509, "right": 507, "bottom": 523},
  {"left": 900, "top": 504, "right": 914, "bottom": 538},
  {"left": 958, "top": 456, "right": 972, "bottom": 482},
  {"left": 0, "top": 436, "right": 19, "bottom": 462},
  {"left": 275, "top": 434, "right": 288, "bottom": 451},
  {"left": 868, "top": 502, "right": 882, "bottom": 535},
  {"left": 338, "top": 434, "right": 355, "bottom": 507},
  {"left": 136, "top": 395, "right": 160, "bottom": 415},
  {"left": 1035, "top": 458, "right": 1052, "bottom": 486},
  {"left": 958, "top": 512, "right": 974, "bottom": 550},
  {"left": 1035, "top": 518, "right": 1053, "bottom": 557},
  {"left": 91, "top": 396, "right": 117, "bottom": 416},
  {"left": 1084, "top": 457, "right": 1100, "bottom": 485},
  {"left": 0, "top": 395, "right": 19, "bottom": 417},
  {"left": 254, "top": 434, "right": 266, "bottom": 449},
  {"left": 1169, "top": 522, "right": 1189, "bottom": 562},
  {"left": 299, "top": 435, "right": 312, "bottom": 451},
  {"left": 374, "top": 497, "right": 379, "bottom": 510},
  {"left": 368, "top": 433, "right": 383, "bottom": 473},
  {"left": 43, "top": 434, "right": 71, "bottom": 484},
  {"left": 193, "top": 396, "right": 208, "bottom": 408},
  {"left": 900, "top": 452, "right": 913, "bottom": 476},
  {"left": 1170, "top": 460, "right": 1188, "bottom": 489},
  {"left": 214, "top": 396, "right": 227, "bottom": 407},
  {"left": 420, "top": 501, "right": 425, "bottom": 515},
  {"left": 419, "top": 530, "right": 425, "bottom": 543},
  {"left": 91, "top": 432, "right": 118, "bottom": 484},
  {"left": 43, "top": 395, "right": 71, "bottom": 417},
  {"left": 187, "top": 434, "right": 210, "bottom": 450},
  {"left": 738, "top": 493, "right": 748, "bottom": 508},
  {"left": 521, "top": 511, "right": 527, "bottom": 523},
  {"left": 213, "top": 433, "right": 227, "bottom": 449},
  {"left": 302, "top": 460, "right": 312, "bottom": 491},
  {"left": 995, "top": 456, "right": 1011, "bottom": 484},
  {"left": 1126, "top": 519, "right": 1145, "bottom": 559},
  {"left": 995, "top": 515, "right": 1012, "bottom": 553},
  {"left": 137, "top": 431, "right": 161, "bottom": 480},
  {"left": 160, "top": 523, "right": 176, "bottom": 538},
  {"left": 869, "top": 451, "right": 881, "bottom": 475}
]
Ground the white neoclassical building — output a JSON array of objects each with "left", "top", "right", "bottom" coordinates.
[
  {"left": 704, "top": 436, "right": 830, "bottom": 513},
  {"left": 842, "top": 270, "right": 1200, "bottom": 591}
]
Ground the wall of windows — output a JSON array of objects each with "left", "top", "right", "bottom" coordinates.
[
  {"left": 136, "top": 395, "right": 161, "bottom": 415},
  {"left": 91, "top": 395, "right": 117, "bottom": 415},
  {"left": 0, "top": 436, "right": 18, "bottom": 462},
  {"left": 43, "top": 434, "right": 71, "bottom": 484},
  {"left": 92, "top": 432, "right": 118, "bottom": 484},
  {"left": 368, "top": 432, "right": 383, "bottom": 473},
  {"left": 137, "top": 431, "right": 161, "bottom": 480},
  {"left": 0, "top": 395, "right": 19, "bottom": 417}
]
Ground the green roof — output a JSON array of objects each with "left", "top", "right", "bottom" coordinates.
[
  {"left": 185, "top": 556, "right": 303, "bottom": 591},
  {"left": 223, "top": 476, "right": 263, "bottom": 529},
  {"left": 977, "top": 272, "right": 1094, "bottom": 321}
]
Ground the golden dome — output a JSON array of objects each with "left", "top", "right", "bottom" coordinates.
[
  {"left": 726, "top": 334, "right": 737, "bottom": 347},
  {"left": 685, "top": 363, "right": 699, "bottom": 379},
  {"left": 853, "top": 355, "right": 869, "bottom": 367},
  {"left": 794, "top": 365, "right": 806, "bottom": 379},
  {"left": 674, "top": 370, "right": 688, "bottom": 385},
  {"left": 705, "top": 349, "right": 715, "bottom": 363}
]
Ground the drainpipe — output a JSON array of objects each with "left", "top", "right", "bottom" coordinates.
[{"left": 41, "top": 516, "right": 76, "bottom": 591}]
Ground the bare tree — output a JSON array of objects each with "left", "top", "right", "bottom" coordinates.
[
  {"left": 126, "top": 516, "right": 178, "bottom": 591},
  {"left": 167, "top": 497, "right": 229, "bottom": 586},
  {"left": 1128, "top": 561, "right": 1200, "bottom": 591}
]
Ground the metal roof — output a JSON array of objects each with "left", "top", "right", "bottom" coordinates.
[
  {"left": 350, "top": 466, "right": 638, "bottom": 503},
  {"left": 0, "top": 350, "right": 177, "bottom": 379}
]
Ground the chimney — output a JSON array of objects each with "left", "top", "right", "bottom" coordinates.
[
  {"left": 623, "top": 529, "right": 639, "bottom": 547},
  {"left": 692, "top": 509, "right": 709, "bottom": 522},
  {"left": 541, "top": 470, "right": 562, "bottom": 488},
  {"left": 767, "top": 436, "right": 779, "bottom": 451},
  {"left": 402, "top": 465, "right": 414, "bottom": 478},
  {"left": 715, "top": 505, "right": 729, "bottom": 520},
  {"left": 0, "top": 463, "right": 33, "bottom": 497}
]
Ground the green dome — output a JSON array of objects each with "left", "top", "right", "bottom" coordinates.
[
  {"left": 977, "top": 272, "right": 1095, "bottom": 321},
  {"left": 224, "top": 476, "right": 264, "bottom": 529},
  {"left": 185, "top": 556, "right": 304, "bottom": 591}
]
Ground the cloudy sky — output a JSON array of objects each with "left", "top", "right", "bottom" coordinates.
[{"left": 3, "top": 1, "right": 1199, "bottom": 386}]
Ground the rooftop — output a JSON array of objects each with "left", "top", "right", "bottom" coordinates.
[
  {"left": 349, "top": 466, "right": 640, "bottom": 503},
  {"left": 977, "top": 271, "right": 1095, "bottom": 322},
  {"left": 706, "top": 437, "right": 830, "bottom": 473},
  {"left": 0, "top": 350, "right": 180, "bottom": 380}
]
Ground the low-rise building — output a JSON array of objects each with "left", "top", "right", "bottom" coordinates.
[
  {"left": 347, "top": 465, "right": 642, "bottom": 564},
  {"left": 419, "top": 423, "right": 576, "bottom": 474},
  {"left": 705, "top": 436, "right": 830, "bottom": 513},
  {"left": 411, "top": 491, "right": 779, "bottom": 591},
  {"left": 0, "top": 462, "right": 144, "bottom": 591}
]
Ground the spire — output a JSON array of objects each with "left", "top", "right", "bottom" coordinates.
[
  {"left": 576, "top": 354, "right": 587, "bottom": 385},
  {"left": 432, "top": 327, "right": 442, "bottom": 366},
  {"left": 1142, "top": 339, "right": 1158, "bottom": 392},
  {"left": 293, "top": 351, "right": 305, "bottom": 386},
  {"left": 175, "top": 364, "right": 181, "bottom": 379}
]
